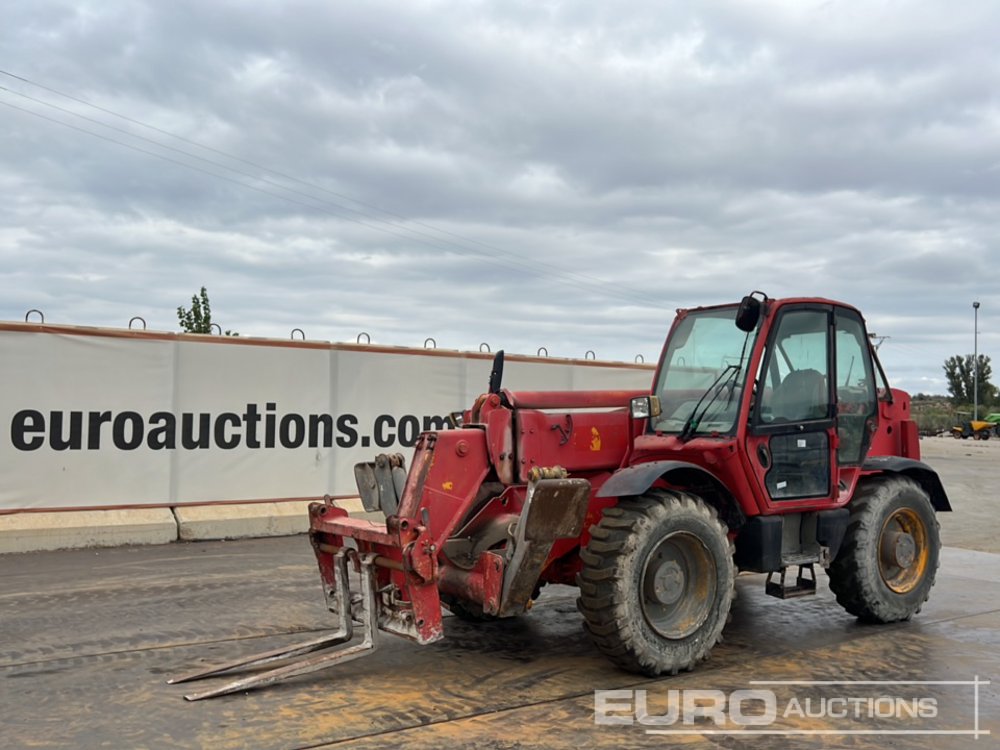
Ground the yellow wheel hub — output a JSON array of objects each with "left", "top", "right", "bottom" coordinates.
[{"left": 878, "top": 508, "right": 929, "bottom": 594}]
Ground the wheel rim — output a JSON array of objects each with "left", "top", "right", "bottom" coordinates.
[
  {"left": 640, "top": 531, "right": 717, "bottom": 639},
  {"left": 878, "top": 508, "right": 930, "bottom": 594}
]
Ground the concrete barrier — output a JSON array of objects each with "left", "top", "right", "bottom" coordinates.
[
  {"left": 0, "top": 498, "right": 376, "bottom": 553},
  {"left": 0, "top": 508, "right": 178, "bottom": 554},
  {"left": 173, "top": 501, "right": 315, "bottom": 542}
]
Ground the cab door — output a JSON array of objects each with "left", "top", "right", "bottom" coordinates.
[
  {"left": 746, "top": 304, "right": 879, "bottom": 512},
  {"left": 747, "top": 305, "right": 837, "bottom": 510}
]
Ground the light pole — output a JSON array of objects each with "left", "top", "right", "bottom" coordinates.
[{"left": 973, "top": 301, "right": 980, "bottom": 421}]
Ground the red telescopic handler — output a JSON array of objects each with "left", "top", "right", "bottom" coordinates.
[{"left": 171, "top": 293, "right": 949, "bottom": 700}]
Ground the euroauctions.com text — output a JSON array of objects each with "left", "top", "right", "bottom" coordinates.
[{"left": 8, "top": 405, "right": 450, "bottom": 452}]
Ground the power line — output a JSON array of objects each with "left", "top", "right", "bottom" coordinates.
[
  {"left": 0, "top": 67, "right": 620, "bottom": 291},
  {"left": 0, "top": 82, "right": 499, "bottom": 258},
  {"left": 0, "top": 69, "right": 670, "bottom": 310},
  {"left": 868, "top": 333, "right": 890, "bottom": 351},
  {"left": 0, "top": 95, "right": 654, "bottom": 306}
]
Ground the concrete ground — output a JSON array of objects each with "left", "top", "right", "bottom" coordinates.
[
  {"left": 921, "top": 434, "right": 1000, "bottom": 553},
  {"left": 1, "top": 435, "right": 997, "bottom": 749}
]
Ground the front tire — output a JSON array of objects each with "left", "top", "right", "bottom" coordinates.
[
  {"left": 827, "top": 475, "right": 940, "bottom": 623},
  {"left": 577, "top": 490, "right": 735, "bottom": 675}
]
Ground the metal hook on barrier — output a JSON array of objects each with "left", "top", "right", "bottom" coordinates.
[
  {"left": 479, "top": 342, "right": 490, "bottom": 353},
  {"left": 129, "top": 316, "right": 147, "bottom": 330},
  {"left": 424, "top": 337, "right": 437, "bottom": 349},
  {"left": 537, "top": 346, "right": 549, "bottom": 357},
  {"left": 635, "top": 354, "right": 645, "bottom": 364},
  {"left": 585, "top": 350, "right": 596, "bottom": 360},
  {"left": 210, "top": 323, "right": 222, "bottom": 335},
  {"left": 291, "top": 328, "right": 305, "bottom": 340},
  {"left": 357, "top": 332, "right": 371, "bottom": 344},
  {"left": 25, "top": 309, "right": 44, "bottom": 324}
]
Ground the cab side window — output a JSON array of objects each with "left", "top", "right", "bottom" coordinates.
[
  {"left": 834, "top": 310, "right": 877, "bottom": 464},
  {"left": 758, "top": 310, "right": 831, "bottom": 424}
]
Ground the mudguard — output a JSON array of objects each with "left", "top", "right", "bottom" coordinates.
[
  {"left": 596, "top": 459, "right": 726, "bottom": 499},
  {"left": 862, "top": 455, "right": 952, "bottom": 512}
]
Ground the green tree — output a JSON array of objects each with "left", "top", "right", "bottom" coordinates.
[
  {"left": 177, "top": 287, "right": 238, "bottom": 336},
  {"left": 942, "top": 354, "right": 995, "bottom": 406}
]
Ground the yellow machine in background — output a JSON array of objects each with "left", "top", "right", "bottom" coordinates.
[{"left": 951, "top": 419, "right": 999, "bottom": 439}]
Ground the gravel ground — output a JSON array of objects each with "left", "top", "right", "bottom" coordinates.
[{"left": 919, "top": 434, "right": 1000, "bottom": 553}]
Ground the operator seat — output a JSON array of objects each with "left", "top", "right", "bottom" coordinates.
[{"left": 770, "top": 369, "right": 828, "bottom": 422}]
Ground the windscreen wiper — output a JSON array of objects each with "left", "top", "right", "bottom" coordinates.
[{"left": 679, "top": 364, "right": 739, "bottom": 441}]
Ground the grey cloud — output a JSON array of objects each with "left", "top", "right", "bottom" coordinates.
[{"left": 2, "top": 0, "right": 999, "bottom": 394}]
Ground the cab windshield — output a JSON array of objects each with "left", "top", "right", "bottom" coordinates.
[{"left": 651, "top": 305, "right": 758, "bottom": 436}]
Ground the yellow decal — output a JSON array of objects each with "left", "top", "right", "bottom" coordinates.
[
  {"left": 442, "top": 481, "right": 454, "bottom": 491},
  {"left": 590, "top": 427, "right": 602, "bottom": 451}
]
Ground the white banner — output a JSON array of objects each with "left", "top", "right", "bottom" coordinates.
[{"left": 0, "top": 325, "right": 653, "bottom": 511}]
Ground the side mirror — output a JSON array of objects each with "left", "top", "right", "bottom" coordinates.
[{"left": 735, "top": 295, "right": 762, "bottom": 332}]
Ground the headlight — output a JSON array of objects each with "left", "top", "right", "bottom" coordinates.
[{"left": 630, "top": 395, "right": 661, "bottom": 420}]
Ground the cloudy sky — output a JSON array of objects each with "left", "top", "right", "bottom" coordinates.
[{"left": 1, "top": 0, "right": 998, "bottom": 394}]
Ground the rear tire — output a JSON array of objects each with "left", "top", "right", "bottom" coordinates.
[
  {"left": 827, "top": 475, "right": 940, "bottom": 623},
  {"left": 577, "top": 489, "right": 735, "bottom": 675}
]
